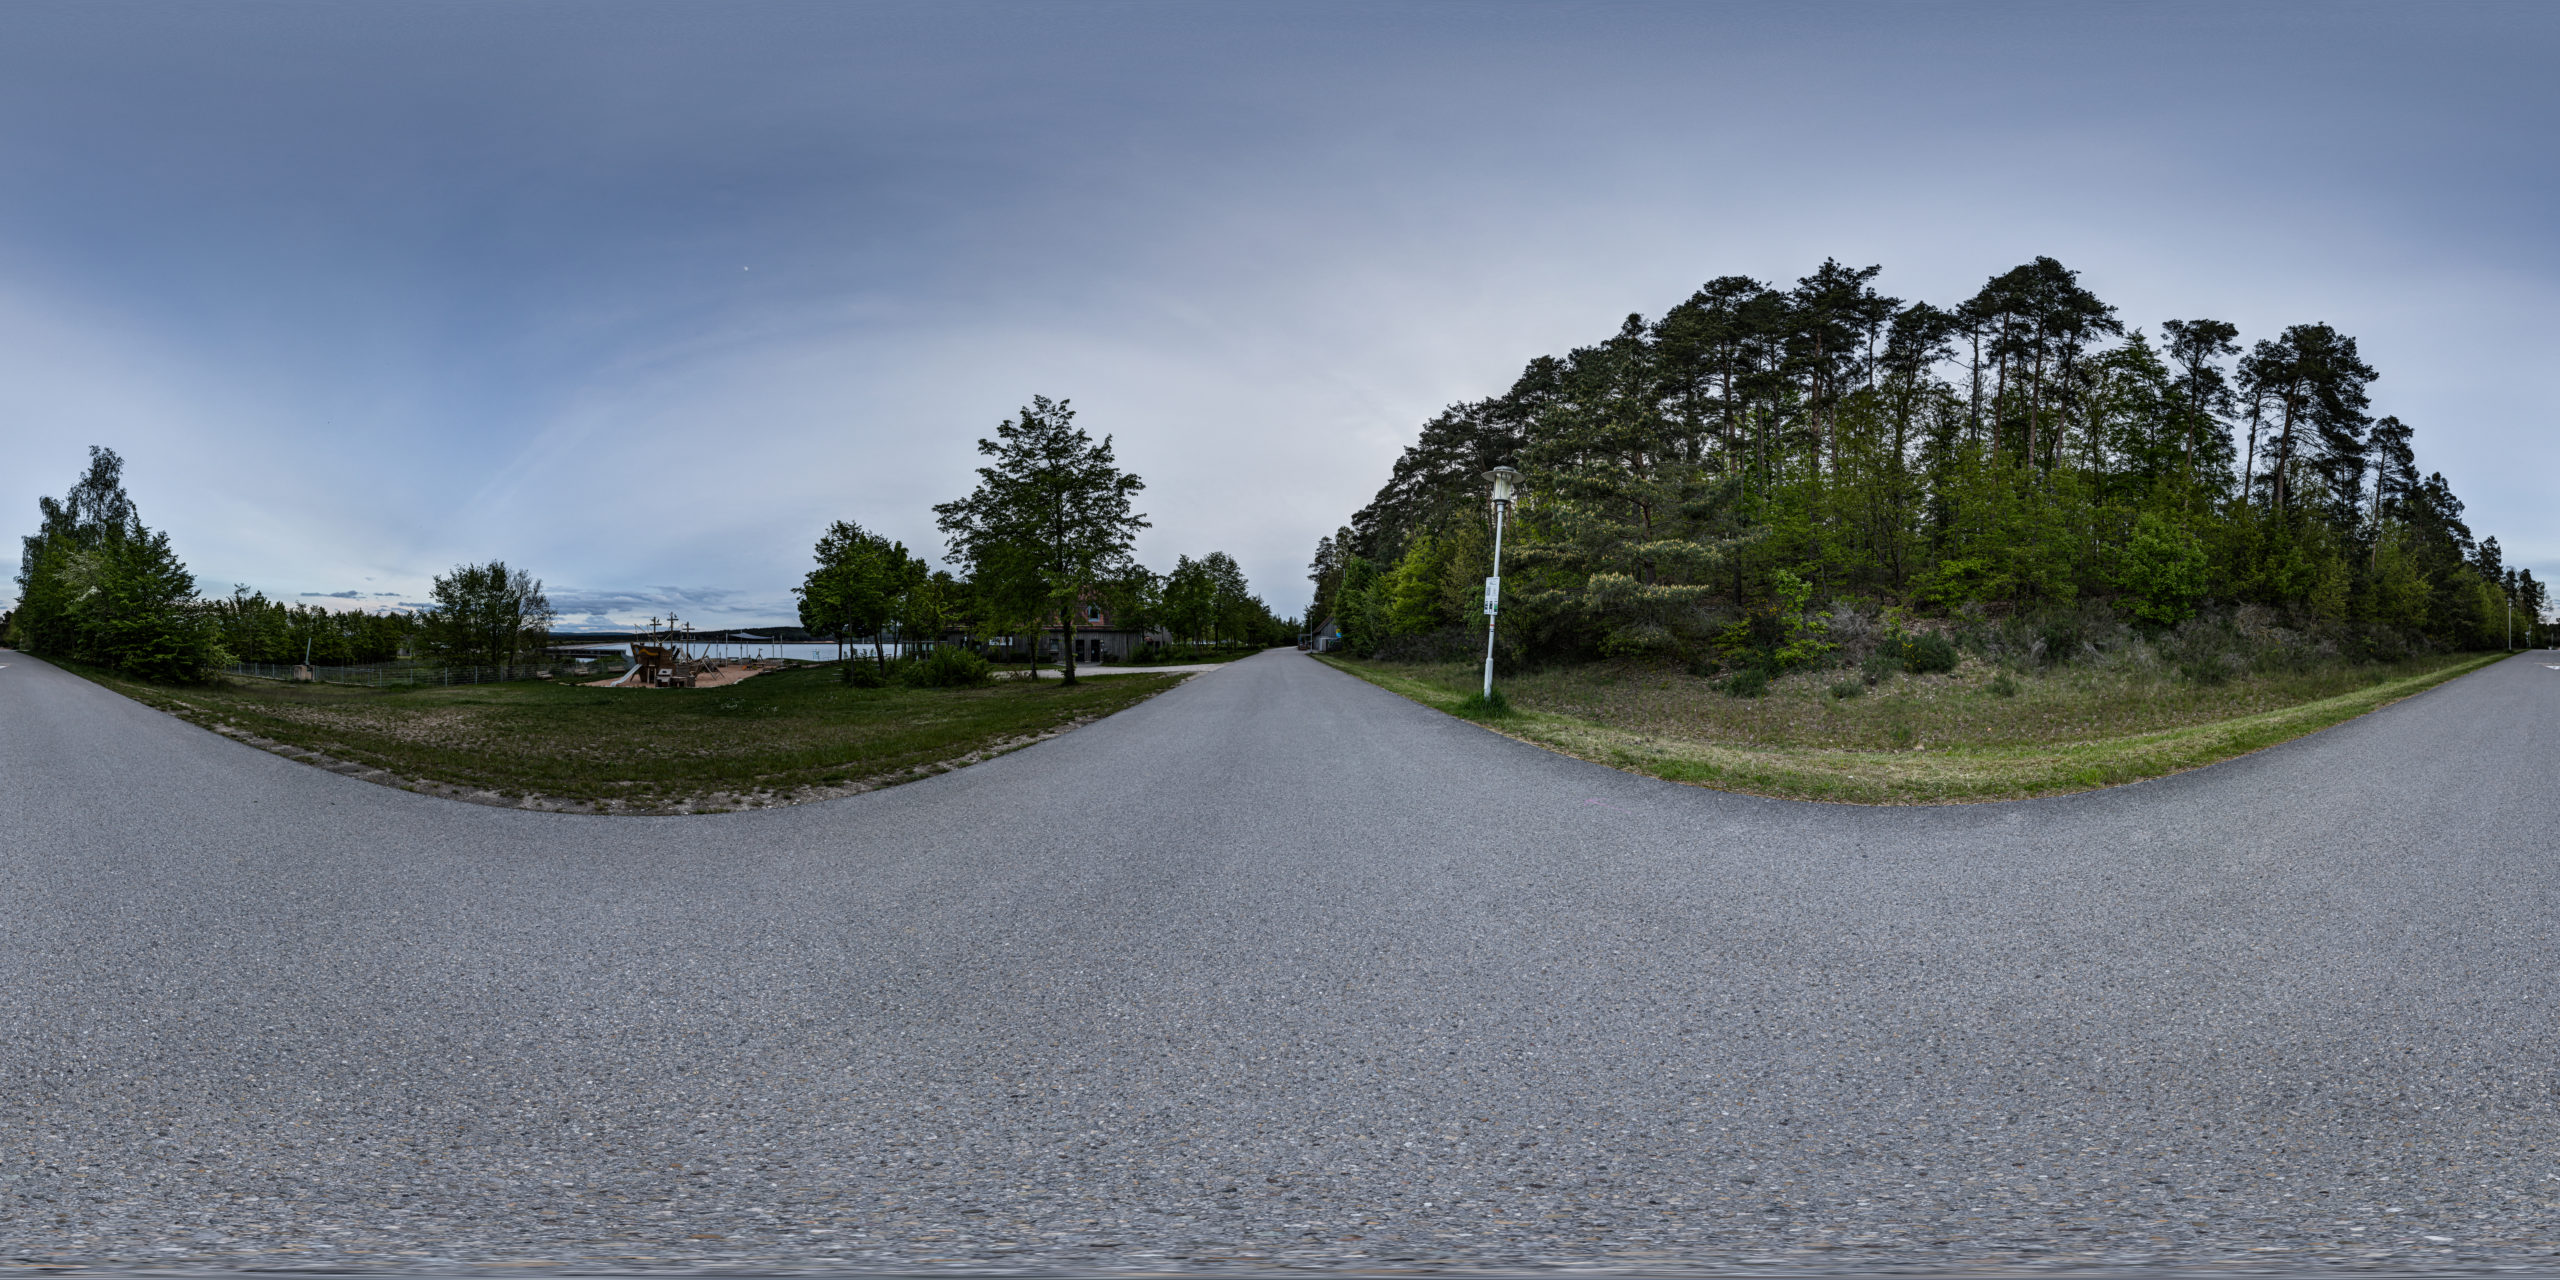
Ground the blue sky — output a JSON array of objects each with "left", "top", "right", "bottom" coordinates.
[{"left": 4, "top": 2, "right": 2555, "bottom": 626}]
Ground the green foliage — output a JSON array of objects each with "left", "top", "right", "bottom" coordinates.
[
  {"left": 1720, "top": 668, "right": 1770, "bottom": 698},
  {"left": 1384, "top": 535, "right": 1461, "bottom": 636},
  {"left": 2115, "top": 510, "right": 2210, "bottom": 625},
  {"left": 1322, "top": 255, "right": 2520, "bottom": 669},
  {"left": 422, "top": 561, "right": 553, "bottom": 673},
  {"left": 1598, "top": 622, "right": 1678, "bottom": 658},
  {"left": 1898, "top": 631, "right": 1959, "bottom": 674},
  {"left": 207, "top": 589, "right": 416, "bottom": 664},
  {"left": 1829, "top": 678, "right": 1865, "bottom": 699},
  {"left": 1764, "top": 568, "right": 1837, "bottom": 671},
  {"left": 796, "top": 519, "right": 923, "bottom": 679},
  {"left": 1454, "top": 687, "right": 1514, "bottom": 719},
  {"left": 905, "top": 645, "right": 992, "bottom": 688},
  {"left": 934, "top": 395, "right": 1148, "bottom": 683},
  {"left": 1161, "top": 550, "right": 1277, "bottom": 647},
  {"left": 12, "top": 446, "right": 220, "bottom": 681}
]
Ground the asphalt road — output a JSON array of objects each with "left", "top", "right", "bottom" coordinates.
[{"left": 4, "top": 648, "right": 2558, "bottom": 1273}]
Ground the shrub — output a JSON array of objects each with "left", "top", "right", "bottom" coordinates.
[
  {"left": 1828, "top": 678, "right": 1864, "bottom": 699},
  {"left": 2033, "top": 614, "right": 2083, "bottom": 666},
  {"left": 1859, "top": 650, "right": 1902, "bottom": 683},
  {"left": 1599, "top": 622, "right": 1679, "bottom": 659},
  {"left": 1900, "top": 632, "right": 1959, "bottom": 675},
  {"left": 1721, "top": 668, "right": 1770, "bottom": 698},
  {"left": 906, "top": 646, "right": 993, "bottom": 688},
  {"left": 842, "top": 660, "right": 891, "bottom": 688},
  {"left": 1988, "top": 673, "right": 2020, "bottom": 698},
  {"left": 1373, "top": 625, "right": 1479, "bottom": 663},
  {"left": 2116, "top": 510, "right": 2210, "bottom": 626}
]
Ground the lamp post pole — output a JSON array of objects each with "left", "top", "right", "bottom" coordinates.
[{"left": 1482, "top": 466, "right": 1520, "bottom": 700}]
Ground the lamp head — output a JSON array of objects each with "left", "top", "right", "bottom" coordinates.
[{"left": 1486, "top": 464, "right": 1522, "bottom": 504}]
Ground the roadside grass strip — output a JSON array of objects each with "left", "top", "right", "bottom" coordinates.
[
  {"left": 72, "top": 661, "right": 1187, "bottom": 814},
  {"left": 1320, "top": 652, "right": 2502, "bottom": 804}
]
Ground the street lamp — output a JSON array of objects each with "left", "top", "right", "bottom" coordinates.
[{"left": 1481, "top": 465, "right": 1521, "bottom": 700}]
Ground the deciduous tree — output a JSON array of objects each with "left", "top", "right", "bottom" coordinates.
[{"left": 933, "top": 396, "right": 1148, "bottom": 686}]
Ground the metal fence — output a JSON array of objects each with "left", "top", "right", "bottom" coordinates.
[{"left": 227, "top": 660, "right": 597, "bottom": 687}]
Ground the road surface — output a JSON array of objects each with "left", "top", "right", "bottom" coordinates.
[{"left": 4, "top": 648, "right": 2557, "bottom": 1272}]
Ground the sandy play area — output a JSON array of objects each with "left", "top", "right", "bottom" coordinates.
[{"left": 586, "top": 662, "right": 777, "bottom": 689}]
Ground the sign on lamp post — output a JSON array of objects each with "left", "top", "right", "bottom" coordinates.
[{"left": 1482, "top": 465, "right": 1520, "bottom": 701}]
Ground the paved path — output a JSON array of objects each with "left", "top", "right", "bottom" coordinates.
[
  {"left": 1012, "top": 661, "right": 1238, "bottom": 678},
  {"left": 3, "top": 648, "right": 2557, "bottom": 1273}
]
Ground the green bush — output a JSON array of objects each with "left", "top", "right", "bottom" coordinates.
[
  {"left": 843, "top": 659, "right": 892, "bottom": 688},
  {"left": 2033, "top": 614, "right": 2084, "bottom": 666},
  {"left": 905, "top": 646, "right": 992, "bottom": 688},
  {"left": 1721, "top": 668, "right": 1770, "bottom": 698},
  {"left": 1859, "top": 650, "right": 1902, "bottom": 683},
  {"left": 2117, "top": 510, "right": 2210, "bottom": 626},
  {"left": 1598, "top": 622, "right": 1678, "bottom": 658},
  {"left": 1899, "top": 632, "right": 1959, "bottom": 675},
  {"left": 1988, "top": 673, "right": 2021, "bottom": 698},
  {"left": 1829, "top": 678, "right": 1864, "bottom": 699}
]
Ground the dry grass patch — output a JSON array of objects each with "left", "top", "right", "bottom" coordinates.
[{"left": 1321, "top": 650, "right": 2500, "bottom": 804}]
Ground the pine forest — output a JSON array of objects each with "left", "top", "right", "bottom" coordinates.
[{"left": 1310, "top": 257, "right": 2542, "bottom": 678}]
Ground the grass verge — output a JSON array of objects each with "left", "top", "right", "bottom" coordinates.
[
  {"left": 1317, "top": 650, "right": 2503, "bottom": 804},
  {"left": 75, "top": 661, "right": 1185, "bottom": 814}
]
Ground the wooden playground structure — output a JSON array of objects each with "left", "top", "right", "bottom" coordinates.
[{"left": 591, "top": 618, "right": 786, "bottom": 689}]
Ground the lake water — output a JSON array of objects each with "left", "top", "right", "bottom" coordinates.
[{"left": 559, "top": 641, "right": 925, "bottom": 664}]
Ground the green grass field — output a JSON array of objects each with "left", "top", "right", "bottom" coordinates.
[
  {"left": 1321, "top": 649, "right": 2502, "bottom": 804},
  {"left": 82, "top": 662, "right": 1184, "bottom": 814}
]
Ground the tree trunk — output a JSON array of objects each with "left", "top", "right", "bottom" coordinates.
[
  {"left": 2027, "top": 342, "right": 2047, "bottom": 472},
  {"left": 2242, "top": 394, "right": 2262, "bottom": 511},
  {"left": 1967, "top": 327, "right": 1984, "bottom": 446},
  {"left": 1992, "top": 344, "right": 2008, "bottom": 462},
  {"left": 2272, "top": 392, "right": 2299, "bottom": 514},
  {"left": 1060, "top": 610, "right": 1078, "bottom": 686}
]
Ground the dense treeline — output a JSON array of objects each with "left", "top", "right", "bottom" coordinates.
[
  {"left": 9, "top": 448, "right": 554, "bottom": 680},
  {"left": 798, "top": 509, "right": 1289, "bottom": 683},
  {"left": 13, "top": 415, "right": 1292, "bottom": 687},
  {"left": 1312, "top": 257, "right": 2544, "bottom": 674},
  {"left": 794, "top": 532, "right": 1289, "bottom": 666},
  {"left": 799, "top": 394, "right": 1292, "bottom": 686},
  {"left": 207, "top": 589, "right": 418, "bottom": 664}
]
